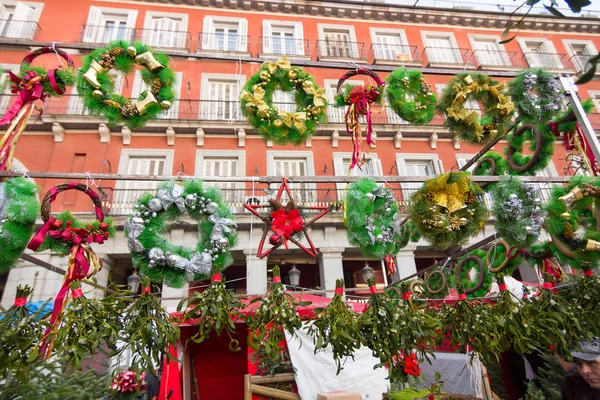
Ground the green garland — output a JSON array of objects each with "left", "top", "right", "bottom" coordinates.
[
  {"left": 473, "top": 151, "right": 507, "bottom": 190},
  {"left": 126, "top": 180, "right": 237, "bottom": 288},
  {"left": 448, "top": 249, "right": 493, "bottom": 298},
  {"left": 385, "top": 68, "right": 436, "bottom": 125},
  {"left": 485, "top": 240, "right": 523, "bottom": 278},
  {"left": 79, "top": 41, "right": 176, "bottom": 129},
  {"left": 437, "top": 73, "right": 514, "bottom": 145},
  {"left": 244, "top": 266, "right": 310, "bottom": 361},
  {"left": 421, "top": 269, "right": 449, "bottom": 299},
  {"left": 504, "top": 123, "right": 556, "bottom": 176},
  {"left": 408, "top": 171, "right": 488, "bottom": 250},
  {"left": 491, "top": 177, "right": 546, "bottom": 249},
  {"left": 333, "top": 84, "right": 384, "bottom": 108},
  {"left": 508, "top": 69, "right": 563, "bottom": 122},
  {"left": 544, "top": 176, "right": 600, "bottom": 270},
  {"left": 17, "top": 63, "right": 76, "bottom": 97},
  {"left": 344, "top": 178, "right": 408, "bottom": 259},
  {"left": 240, "top": 56, "right": 327, "bottom": 145},
  {"left": 181, "top": 275, "right": 243, "bottom": 352},
  {"left": 0, "top": 178, "right": 39, "bottom": 274}
]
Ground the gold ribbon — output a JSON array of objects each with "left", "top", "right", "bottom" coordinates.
[
  {"left": 241, "top": 87, "right": 269, "bottom": 113},
  {"left": 447, "top": 106, "right": 469, "bottom": 122},
  {"left": 302, "top": 80, "right": 327, "bottom": 107},
  {"left": 426, "top": 173, "right": 469, "bottom": 213},
  {"left": 266, "top": 56, "right": 291, "bottom": 74},
  {"left": 496, "top": 94, "right": 514, "bottom": 115},
  {"left": 0, "top": 103, "right": 36, "bottom": 172},
  {"left": 280, "top": 111, "right": 307, "bottom": 134}
]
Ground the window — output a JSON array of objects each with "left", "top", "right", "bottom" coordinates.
[
  {"left": 68, "top": 71, "right": 124, "bottom": 116},
  {"left": 318, "top": 24, "right": 360, "bottom": 59},
  {"left": 396, "top": 154, "right": 443, "bottom": 200},
  {"left": 590, "top": 91, "right": 600, "bottom": 113},
  {"left": 201, "top": 16, "right": 248, "bottom": 53},
  {"left": 533, "top": 162, "right": 559, "bottom": 202},
  {"left": 370, "top": 28, "right": 412, "bottom": 62},
  {"left": 262, "top": 21, "right": 304, "bottom": 56},
  {"left": 470, "top": 35, "right": 511, "bottom": 67},
  {"left": 0, "top": 64, "right": 18, "bottom": 115},
  {"left": 114, "top": 150, "right": 174, "bottom": 215},
  {"left": 563, "top": 40, "right": 597, "bottom": 72},
  {"left": 0, "top": 1, "right": 42, "bottom": 40},
  {"left": 333, "top": 152, "right": 382, "bottom": 197},
  {"left": 518, "top": 39, "right": 562, "bottom": 69},
  {"left": 273, "top": 90, "right": 295, "bottom": 114},
  {"left": 196, "top": 151, "right": 245, "bottom": 205},
  {"left": 200, "top": 74, "right": 245, "bottom": 121},
  {"left": 267, "top": 151, "right": 315, "bottom": 204},
  {"left": 132, "top": 71, "right": 182, "bottom": 120},
  {"left": 142, "top": 12, "right": 188, "bottom": 49},
  {"left": 82, "top": 6, "right": 137, "bottom": 44},
  {"left": 422, "top": 32, "right": 463, "bottom": 65}
]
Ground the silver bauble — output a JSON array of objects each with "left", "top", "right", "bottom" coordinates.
[
  {"left": 185, "top": 194, "right": 196, "bottom": 207},
  {"left": 534, "top": 198, "right": 541, "bottom": 205},
  {"left": 206, "top": 202, "right": 219, "bottom": 215},
  {"left": 148, "top": 198, "right": 163, "bottom": 212},
  {"left": 167, "top": 254, "right": 179, "bottom": 267},
  {"left": 148, "top": 248, "right": 165, "bottom": 261},
  {"left": 525, "top": 226, "right": 533, "bottom": 234},
  {"left": 366, "top": 192, "right": 375, "bottom": 200},
  {"left": 217, "top": 237, "right": 229, "bottom": 248}
]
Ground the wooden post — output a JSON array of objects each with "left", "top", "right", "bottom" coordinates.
[
  {"left": 251, "top": 384, "right": 301, "bottom": 400},
  {"left": 244, "top": 375, "right": 252, "bottom": 400}
]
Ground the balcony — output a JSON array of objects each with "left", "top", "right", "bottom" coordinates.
[
  {"left": 138, "top": 28, "right": 191, "bottom": 51},
  {"left": 471, "top": 50, "right": 527, "bottom": 71},
  {"left": 316, "top": 40, "right": 367, "bottom": 61},
  {"left": 569, "top": 54, "right": 600, "bottom": 76},
  {"left": 0, "top": 19, "right": 40, "bottom": 41},
  {"left": 521, "top": 52, "right": 574, "bottom": 72},
  {"left": 196, "top": 32, "right": 251, "bottom": 55},
  {"left": 258, "top": 37, "right": 311, "bottom": 59},
  {"left": 80, "top": 24, "right": 136, "bottom": 44},
  {"left": 422, "top": 47, "right": 474, "bottom": 68},
  {"left": 370, "top": 44, "right": 422, "bottom": 66}
]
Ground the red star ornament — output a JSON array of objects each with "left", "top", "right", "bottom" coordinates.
[{"left": 243, "top": 177, "right": 330, "bottom": 258}]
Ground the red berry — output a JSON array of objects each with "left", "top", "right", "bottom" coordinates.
[
  {"left": 51, "top": 219, "right": 63, "bottom": 229},
  {"left": 99, "top": 222, "right": 109, "bottom": 231},
  {"left": 269, "top": 234, "right": 281, "bottom": 245}
]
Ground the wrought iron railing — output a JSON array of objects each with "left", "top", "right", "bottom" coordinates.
[
  {"left": 316, "top": 40, "right": 367, "bottom": 59},
  {"left": 196, "top": 32, "right": 251, "bottom": 53},
  {"left": 259, "top": 36, "right": 310, "bottom": 57},
  {"left": 422, "top": 47, "right": 473, "bottom": 66},
  {"left": 569, "top": 54, "right": 597, "bottom": 73},
  {"left": 79, "top": 24, "right": 136, "bottom": 44},
  {"left": 471, "top": 50, "right": 527, "bottom": 69},
  {"left": 521, "top": 52, "right": 573, "bottom": 70},
  {"left": 369, "top": 44, "right": 421, "bottom": 64},
  {"left": 0, "top": 19, "right": 40, "bottom": 40},
  {"left": 137, "top": 28, "right": 191, "bottom": 51}
]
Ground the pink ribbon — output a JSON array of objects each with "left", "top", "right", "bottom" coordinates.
[
  {"left": 13, "top": 297, "right": 27, "bottom": 307},
  {"left": 458, "top": 294, "right": 467, "bottom": 300},
  {"left": 369, "top": 285, "right": 377, "bottom": 294},
  {"left": 72, "top": 288, "right": 84, "bottom": 298},
  {"left": 499, "top": 284, "right": 508, "bottom": 291},
  {"left": 0, "top": 70, "right": 45, "bottom": 126},
  {"left": 543, "top": 282, "right": 554, "bottom": 290},
  {"left": 584, "top": 269, "right": 594, "bottom": 277},
  {"left": 211, "top": 273, "right": 222, "bottom": 282},
  {"left": 402, "top": 292, "right": 412, "bottom": 300},
  {"left": 273, "top": 276, "right": 281, "bottom": 283},
  {"left": 141, "top": 286, "right": 151, "bottom": 294},
  {"left": 334, "top": 287, "right": 344, "bottom": 296}
]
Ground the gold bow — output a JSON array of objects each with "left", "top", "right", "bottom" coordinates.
[
  {"left": 426, "top": 173, "right": 469, "bottom": 213},
  {"left": 280, "top": 111, "right": 307, "bottom": 134},
  {"left": 241, "top": 87, "right": 269, "bottom": 113},
  {"left": 447, "top": 106, "right": 469, "bottom": 121},
  {"left": 463, "top": 75, "right": 474, "bottom": 85},
  {"left": 473, "top": 123, "right": 484, "bottom": 142},
  {"left": 497, "top": 94, "right": 514, "bottom": 115},
  {"left": 452, "top": 83, "right": 468, "bottom": 101},
  {"left": 302, "top": 80, "right": 328, "bottom": 107},
  {"left": 266, "top": 56, "right": 291, "bottom": 74}
]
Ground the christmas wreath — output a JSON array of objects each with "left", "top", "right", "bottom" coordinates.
[
  {"left": 240, "top": 56, "right": 327, "bottom": 146},
  {"left": 79, "top": 41, "right": 176, "bottom": 129},
  {"left": 491, "top": 177, "right": 546, "bottom": 249},
  {"left": 385, "top": 68, "right": 436, "bottom": 125},
  {"left": 437, "top": 73, "right": 514, "bottom": 145},
  {"left": 408, "top": 171, "right": 488, "bottom": 250},
  {"left": 344, "top": 178, "right": 408, "bottom": 259},
  {"left": 0, "top": 178, "right": 39, "bottom": 274},
  {"left": 485, "top": 239, "right": 524, "bottom": 277},
  {"left": 421, "top": 269, "right": 449, "bottom": 299},
  {"left": 126, "top": 180, "right": 237, "bottom": 288},
  {"left": 333, "top": 68, "right": 385, "bottom": 169},
  {"left": 449, "top": 249, "right": 493, "bottom": 298},
  {"left": 544, "top": 177, "right": 600, "bottom": 270},
  {"left": 504, "top": 123, "right": 556, "bottom": 175},
  {"left": 509, "top": 69, "right": 563, "bottom": 122},
  {"left": 473, "top": 151, "right": 507, "bottom": 190}
]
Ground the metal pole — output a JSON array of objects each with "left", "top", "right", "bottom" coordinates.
[{"left": 560, "top": 76, "right": 600, "bottom": 164}]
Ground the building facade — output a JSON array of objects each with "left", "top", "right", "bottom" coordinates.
[{"left": 1, "top": 0, "right": 600, "bottom": 309}]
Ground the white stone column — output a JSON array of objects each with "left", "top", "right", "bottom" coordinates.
[
  {"left": 244, "top": 249, "right": 268, "bottom": 295},
  {"left": 395, "top": 248, "right": 417, "bottom": 281},
  {"left": 161, "top": 282, "right": 188, "bottom": 312},
  {"left": 318, "top": 247, "right": 345, "bottom": 298}
]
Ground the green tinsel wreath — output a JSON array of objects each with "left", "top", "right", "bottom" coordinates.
[
  {"left": 385, "top": 68, "right": 436, "bottom": 125},
  {"left": 79, "top": 41, "right": 176, "bottom": 129},
  {"left": 485, "top": 240, "right": 524, "bottom": 278},
  {"left": 408, "top": 171, "right": 488, "bottom": 250},
  {"left": 504, "top": 123, "right": 556, "bottom": 176},
  {"left": 345, "top": 178, "right": 411, "bottom": 259},
  {"left": 240, "top": 56, "right": 327, "bottom": 146},
  {"left": 491, "top": 177, "right": 546, "bottom": 249},
  {"left": 126, "top": 180, "right": 238, "bottom": 288},
  {"left": 473, "top": 151, "right": 507, "bottom": 190},
  {"left": 437, "top": 73, "right": 514, "bottom": 145},
  {"left": 544, "top": 176, "right": 600, "bottom": 270},
  {"left": 0, "top": 178, "right": 39, "bottom": 274},
  {"left": 17, "top": 64, "right": 76, "bottom": 97},
  {"left": 449, "top": 249, "right": 493, "bottom": 298},
  {"left": 509, "top": 69, "right": 563, "bottom": 122},
  {"left": 421, "top": 269, "right": 449, "bottom": 299}
]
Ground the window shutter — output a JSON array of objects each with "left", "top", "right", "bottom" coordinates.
[
  {"left": 238, "top": 19, "right": 248, "bottom": 52},
  {"left": 202, "top": 17, "right": 215, "bottom": 50},
  {"left": 83, "top": 6, "right": 104, "bottom": 43},
  {"left": 111, "top": 72, "right": 124, "bottom": 95},
  {"left": 159, "top": 71, "right": 182, "bottom": 119},
  {"left": 0, "top": 5, "right": 8, "bottom": 38},
  {"left": 130, "top": 71, "right": 145, "bottom": 100},
  {"left": 9, "top": 2, "right": 35, "bottom": 39},
  {"left": 294, "top": 23, "right": 304, "bottom": 56},
  {"left": 540, "top": 41, "right": 561, "bottom": 68},
  {"left": 262, "top": 20, "right": 272, "bottom": 53}
]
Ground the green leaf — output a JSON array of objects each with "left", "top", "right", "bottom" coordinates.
[{"left": 544, "top": 4, "right": 565, "bottom": 17}]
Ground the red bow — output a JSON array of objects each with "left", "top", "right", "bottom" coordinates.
[{"left": 0, "top": 71, "right": 46, "bottom": 126}]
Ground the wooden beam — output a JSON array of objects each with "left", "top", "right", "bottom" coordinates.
[
  {"left": 250, "top": 373, "right": 296, "bottom": 384},
  {"left": 251, "top": 384, "right": 300, "bottom": 400}
]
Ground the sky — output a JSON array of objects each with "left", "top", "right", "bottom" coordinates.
[{"left": 412, "top": 0, "right": 600, "bottom": 15}]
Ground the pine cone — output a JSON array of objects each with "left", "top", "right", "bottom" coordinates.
[
  {"left": 468, "top": 83, "right": 478, "bottom": 92},
  {"left": 109, "top": 47, "right": 125, "bottom": 57},
  {"left": 151, "top": 78, "right": 162, "bottom": 94},
  {"left": 465, "top": 192, "right": 477, "bottom": 204},
  {"left": 563, "top": 221, "right": 574, "bottom": 239},
  {"left": 121, "top": 102, "right": 137, "bottom": 117},
  {"left": 285, "top": 200, "right": 296, "bottom": 212},
  {"left": 489, "top": 87, "right": 499, "bottom": 98},
  {"left": 582, "top": 184, "right": 600, "bottom": 198},
  {"left": 268, "top": 199, "right": 284, "bottom": 210},
  {"left": 425, "top": 192, "right": 435, "bottom": 201}
]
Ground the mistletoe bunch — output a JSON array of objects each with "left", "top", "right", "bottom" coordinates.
[
  {"left": 180, "top": 275, "right": 243, "bottom": 351},
  {"left": 244, "top": 266, "right": 310, "bottom": 362},
  {"left": 116, "top": 277, "right": 180, "bottom": 371},
  {"left": 562, "top": 270, "right": 600, "bottom": 337},
  {"left": 307, "top": 280, "right": 362, "bottom": 374}
]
